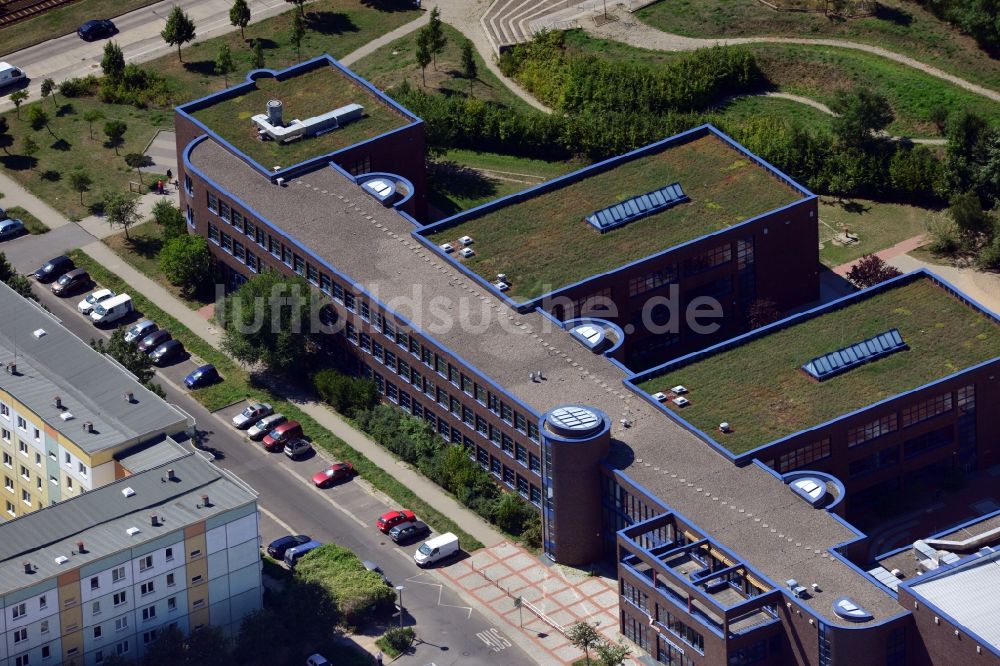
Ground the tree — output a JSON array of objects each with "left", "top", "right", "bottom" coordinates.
[
  {"left": 124, "top": 153, "right": 154, "bottom": 184},
  {"left": 21, "top": 136, "right": 39, "bottom": 169},
  {"left": 82, "top": 109, "right": 104, "bottom": 139},
  {"left": 0, "top": 252, "right": 36, "bottom": 301},
  {"left": 103, "top": 191, "right": 141, "bottom": 240},
  {"left": 846, "top": 254, "right": 903, "bottom": 289},
  {"left": 291, "top": 11, "right": 307, "bottom": 62},
  {"left": 160, "top": 235, "right": 214, "bottom": 296},
  {"left": 220, "top": 270, "right": 318, "bottom": 369},
  {"left": 286, "top": 0, "right": 307, "bottom": 17},
  {"left": 461, "top": 40, "right": 477, "bottom": 94},
  {"left": 9, "top": 90, "right": 28, "bottom": 118},
  {"left": 944, "top": 111, "right": 992, "bottom": 197},
  {"left": 930, "top": 105, "right": 949, "bottom": 135},
  {"left": 101, "top": 41, "right": 126, "bottom": 81},
  {"left": 69, "top": 170, "right": 93, "bottom": 204},
  {"left": 152, "top": 199, "right": 186, "bottom": 240},
  {"left": 233, "top": 610, "right": 284, "bottom": 665},
  {"left": 184, "top": 625, "right": 233, "bottom": 666},
  {"left": 230, "top": 0, "right": 251, "bottom": 40},
  {"left": 91, "top": 329, "right": 155, "bottom": 386},
  {"left": 249, "top": 39, "right": 266, "bottom": 69},
  {"left": 746, "top": 298, "right": 780, "bottom": 329},
  {"left": 492, "top": 492, "right": 531, "bottom": 534},
  {"left": 161, "top": 6, "right": 197, "bottom": 62},
  {"left": 949, "top": 190, "right": 994, "bottom": 246},
  {"left": 40, "top": 78, "right": 56, "bottom": 108},
  {"left": 426, "top": 7, "right": 447, "bottom": 70},
  {"left": 216, "top": 43, "right": 237, "bottom": 86},
  {"left": 415, "top": 29, "right": 432, "bottom": 86},
  {"left": 103, "top": 119, "right": 127, "bottom": 154},
  {"left": 594, "top": 639, "right": 631, "bottom": 666},
  {"left": 141, "top": 623, "right": 185, "bottom": 666},
  {"left": 829, "top": 87, "right": 894, "bottom": 148},
  {"left": 0, "top": 117, "right": 11, "bottom": 155},
  {"left": 27, "top": 106, "right": 52, "bottom": 135},
  {"left": 568, "top": 622, "right": 602, "bottom": 666}
]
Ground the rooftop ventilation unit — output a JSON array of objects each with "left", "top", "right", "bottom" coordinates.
[
  {"left": 276, "top": 177, "right": 286, "bottom": 187},
  {"left": 652, "top": 392, "right": 667, "bottom": 402},
  {"left": 802, "top": 329, "right": 907, "bottom": 381},
  {"left": 252, "top": 102, "right": 364, "bottom": 143},
  {"left": 586, "top": 182, "right": 688, "bottom": 233},
  {"left": 23, "top": 561, "right": 33, "bottom": 574},
  {"left": 150, "top": 513, "right": 160, "bottom": 527},
  {"left": 671, "top": 385, "right": 688, "bottom": 394},
  {"left": 82, "top": 422, "right": 93, "bottom": 433},
  {"left": 458, "top": 248, "right": 475, "bottom": 259},
  {"left": 126, "top": 526, "right": 141, "bottom": 536},
  {"left": 5, "top": 362, "right": 16, "bottom": 374},
  {"left": 59, "top": 412, "right": 74, "bottom": 421},
  {"left": 266, "top": 99, "right": 283, "bottom": 126},
  {"left": 123, "top": 392, "right": 134, "bottom": 403},
  {"left": 122, "top": 487, "right": 135, "bottom": 498},
  {"left": 33, "top": 328, "right": 46, "bottom": 339},
  {"left": 672, "top": 396, "right": 690, "bottom": 407},
  {"left": 439, "top": 243, "right": 454, "bottom": 253},
  {"left": 459, "top": 236, "right": 474, "bottom": 246},
  {"left": 54, "top": 555, "right": 69, "bottom": 565},
  {"left": 719, "top": 422, "right": 731, "bottom": 433},
  {"left": 493, "top": 281, "right": 509, "bottom": 292}
]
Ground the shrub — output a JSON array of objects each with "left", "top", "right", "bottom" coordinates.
[
  {"left": 57, "top": 75, "right": 100, "bottom": 98},
  {"left": 377, "top": 627, "right": 415, "bottom": 657},
  {"left": 294, "top": 544, "right": 396, "bottom": 628},
  {"left": 313, "top": 368, "right": 378, "bottom": 417},
  {"left": 159, "top": 235, "right": 214, "bottom": 296},
  {"left": 846, "top": 254, "right": 903, "bottom": 289},
  {"left": 99, "top": 64, "right": 170, "bottom": 108}
]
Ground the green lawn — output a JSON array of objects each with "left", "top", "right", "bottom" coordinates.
[
  {"left": 817, "top": 199, "right": 942, "bottom": 267},
  {"left": 0, "top": 98, "right": 168, "bottom": 220},
  {"left": 190, "top": 65, "right": 410, "bottom": 168},
  {"left": 70, "top": 248, "right": 484, "bottom": 552},
  {"left": 637, "top": 277, "right": 1000, "bottom": 453},
  {"left": 351, "top": 22, "right": 536, "bottom": 113},
  {"left": 0, "top": 0, "right": 159, "bottom": 57},
  {"left": 635, "top": 0, "right": 1000, "bottom": 93},
  {"left": 3, "top": 206, "right": 49, "bottom": 234},
  {"left": 713, "top": 95, "right": 833, "bottom": 135},
  {"left": 426, "top": 132, "right": 801, "bottom": 301}
]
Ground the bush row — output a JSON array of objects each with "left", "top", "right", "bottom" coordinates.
[{"left": 295, "top": 544, "right": 397, "bottom": 628}]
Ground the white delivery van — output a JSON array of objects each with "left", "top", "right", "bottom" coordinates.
[
  {"left": 413, "top": 532, "right": 459, "bottom": 567},
  {"left": 0, "top": 63, "right": 27, "bottom": 89},
  {"left": 90, "top": 294, "right": 133, "bottom": 325}
]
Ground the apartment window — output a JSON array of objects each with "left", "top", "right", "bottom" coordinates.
[
  {"left": 207, "top": 192, "right": 218, "bottom": 213},
  {"left": 140, "top": 581, "right": 154, "bottom": 596},
  {"left": 281, "top": 245, "right": 292, "bottom": 267},
  {"left": 49, "top": 475, "right": 57, "bottom": 485},
  {"left": 514, "top": 412, "right": 527, "bottom": 434},
  {"left": 94, "top": 626, "right": 103, "bottom": 639},
  {"left": 115, "top": 591, "right": 129, "bottom": 606},
  {"left": 475, "top": 383, "right": 487, "bottom": 405},
  {"left": 529, "top": 452, "right": 541, "bottom": 474},
  {"left": 515, "top": 444, "right": 528, "bottom": 466},
  {"left": 530, "top": 485, "right": 542, "bottom": 506},
  {"left": 435, "top": 355, "right": 447, "bottom": 376},
  {"left": 319, "top": 273, "right": 332, "bottom": 295},
  {"left": 243, "top": 219, "right": 255, "bottom": 239},
  {"left": 184, "top": 175, "right": 193, "bottom": 196},
  {"left": 345, "top": 293, "right": 356, "bottom": 312},
  {"left": 208, "top": 223, "right": 220, "bottom": 244},
  {"left": 112, "top": 566, "right": 126, "bottom": 583},
  {"left": 21, "top": 489, "right": 31, "bottom": 506},
  {"left": 92, "top": 600, "right": 100, "bottom": 615},
  {"left": 332, "top": 282, "right": 344, "bottom": 303},
  {"left": 501, "top": 434, "right": 514, "bottom": 456},
  {"left": 142, "top": 606, "right": 156, "bottom": 621},
  {"left": 230, "top": 209, "right": 243, "bottom": 231},
  {"left": 293, "top": 254, "right": 305, "bottom": 276},
  {"left": 4, "top": 476, "right": 12, "bottom": 492},
  {"left": 94, "top": 651, "right": 102, "bottom": 664},
  {"left": 18, "top": 440, "right": 27, "bottom": 455},
  {"left": 144, "top": 630, "right": 158, "bottom": 644},
  {"left": 41, "top": 646, "right": 50, "bottom": 660},
  {"left": 186, "top": 205, "right": 196, "bottom": 229},
  {"left": 15, "top": 655, "right": 29, "bottom": 666},
  {"left": 3, "top": 452, "right": 11, "bottom": 467},
  {"left": 12, "top": 602, "right": 26, "bottom": 620},
  {"left": 13, "top": 628, "right": 27, "bottom": 643},
  {"left": 306, "top": 263, "right": 319, "bottom": 285},
  {"left": 115, "top": 617, "right": 128, "bottom": 631},
  {"left": 190, "top": 548, "right": 202, "bottom": 558},
  {"left": 503, "top": 466, "right": 515, "bottom": 487},
  {"left": 268, "top": 235, "right": 281, "bottom": 258},
  {"left": 116, "top": 640, "right": 129, "bottom": 655},
  {"left": 166, "top": 573, "right": 175, "bottom": 587},
  {"left": 19, "top": 464, "right": 29, "bottom": 480},
  {"left": 234, "top": 241, "right": 245, "bottom": 263},
  {"left": 1, "top": 429, "right": 8, "bottom": 443},
  {"left": 5, "top": 500, "right": 14, "bottom": 516},
  {"left": 462, "top": 405, "right": 474, "bottom": 427},
  {"left": 449, "top": 365, "right": 460, "bottom": 386},
  {"left": 192, "top": 598, "right": 205, "bottom": 608},
  {"left": 34, "top": 452, "right": 41, "bottom": 467},
  {"left": 221, "top": 232, "right": 233, "bottom": 253},
  {"left": 191, "top": 574, "right": 204, "bottom": 584},
  {"left": 66, "top": 477, "right": 72, "bottom": 490},
  {"left": 491, "top": 457, "right": 502, "bottom": 477},
  {"left": 167, "top": 596, "right": 177, "bottom": 611},
  {"left": 16, "top": 416, "right": 26, "bottom": 430},
  {"left": 219, "top": 200, "right": 231, "bottom": 221},
  {"left": 247, "top": 252, "right": 258, "bottom": 273},
  {"left": 516, "top": 475, "right": 529, "bottom": 498},
  {"left": 461, "top": 374, "right": 473, "bottom": 395},
  {"left": 501, "top": 402, "right": 513, "bottom": 424},
  {"left": 40, "top": 620, "right": 48, "bottom": 634},
  {"left": 39, "top": 595, "right": 46, "bottom": 610},
  {"left": 91, "top": 576, "right": 100, "bottom": 590},
  {"left": 0, "top": 403, "right": 7, "bottom": 418},
  {"left": 139, "top": 554, "right": 153, "bottom": 571}
]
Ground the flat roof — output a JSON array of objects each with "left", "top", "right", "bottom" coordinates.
[
  {"left": 0, "top": 283, "right": 189, "bottom": 454},
  {"left": 181, "top": 56, "right": 413, "bottom": 175},
  {"left": 422, "top": 127, "right": 804, "bottom": 303},
  {"left": 636, "top": 275, "right": 1000, "bottom": 455},
  {"left": 0, "top": 452, "right": 256, "bottom": 595},
  {"left": 186, "top": 134, "right": 904, "bottom": 626}
]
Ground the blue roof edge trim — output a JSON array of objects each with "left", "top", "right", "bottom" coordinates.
[{"left": 175, "top": 53, "right": 423, "bottom": 183}]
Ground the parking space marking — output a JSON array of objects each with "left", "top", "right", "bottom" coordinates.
[
  {"left": 405, "top": 572, "right": 473, "bottom": 620},
  {"left": 258, "top": 505, "right": 297, "bottom": 535},
  {"left": 276, "top": 462, "right": 369, "bottom": 528}
]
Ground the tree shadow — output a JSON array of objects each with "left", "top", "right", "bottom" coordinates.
[
  {"left": 306, "top": 11, "right": 359, "bottom": 35},
  {"left": 51, "top": 138, "right": 72, "bottom": 151},
  {"left": 874, "top": 4, "right": 913, "bottom": 25},
  {"left": 0, "top": 154, "right": 35, "bottom": 171},
  {"left": 183, "top": 60, "right": 217, "bottom": 76},
  {"left": 126, "top": 234, "right": 163, "bottom": 259},
  {"left": 429, "top": 160, "right": 498, "bottom": 201},
  {"left": 253, "top": 37, "right": 278, "bottom": 49},
  {"left": 88, "top": 201, "right": 106, "bottom": 216},
  {"left": 359, "top": 0, "right": 419, "bottom": 13},
  {"left": 40, "top": 169, "right": 61, "bottom": 182},
  {"left": 56, "top": 103, "right": 75, "bottom": 117}
]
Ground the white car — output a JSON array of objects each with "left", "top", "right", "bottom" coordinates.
[
  {"left": 232, "top": 402, "right": 273, "bottom": 429},
  {"left": 247, "top": 413, "right": 286, "bottom": 441},
  {"left": 77, "top": 288, "right": 116, "bottom": 315}
]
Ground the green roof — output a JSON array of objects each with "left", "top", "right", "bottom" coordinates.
[
  {"left": 637, "top": 277, "right": 1000, "bottom": 454},
  {"left": 425, "top": 133, "right": 801, "bottom": 302},
  {"left": 191, "top": 65, "right": 409, "bottom": 168}
]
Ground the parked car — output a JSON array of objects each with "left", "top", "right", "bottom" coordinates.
[
  {"left": 389, "top": 520, "right": 430, "bottom": 545},
  {"left": 0, "top": 63, "right": 27, "bottom": 90},
  {"left": 284, "top": 539, "right": 322, "bottom": 567},
  {"left": 33, "top": 255, "right": 73, "bottom": 283},
  {"left": 312, "top": 461, "right": 354, "bottom": 487},
  {"left": 362, "top": 560, "right": 390, "bottom": 586},
  {"left": 150, "top": 339, "right": 184, "bottom": 365},
  {"left": 137, "top": 329, "right": 171, "bottom": 353},
  {"left": 0, "top": 206, "right": 6, "bottom": 219},
  {"left": 90, "top": 294, "right": 133, "bottom": 326},
  {"left": 414, "top": 532, "right": 460, "bottom": 567},
  {"left": 51, "top": 268, "right": 90, "bottom": 296},
  {"left": 377, "top": 509, "right": 416, "bottom": 533},
  {"left": 232, "top": 402, "right": 272, "bottom": 429},
  {"left": 283, "top": 438, "right": 312, "bottom": 459},
  {"left": 185, "top": 364, "right": 219, "bottom": 389},
  {"left": 124, "top": 319, "right": 157, "bottom": 344},
  {"left": 77, "top": 19, "right": 116, "bottom": 41},
  {"left": 306, "top": 656, "right": 330, "bottom": 666},
  {"left": 262, "top": 420, "right": 302, "bottom": 451},
  {"left": 248, "top": 413, "right": 286, "bottom": 441},
  {"left": 0, "top": 218, "right": 24, "bottom": 241},
  {"left": 77, "top": 288, "right": 115, "bottom": 315},
  {"left": 266, "top": 534, "right": 311, "bottom": 559}
]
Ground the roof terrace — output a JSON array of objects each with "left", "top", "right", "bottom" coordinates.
[
  {"left": 182, "top": 56, "right": 413, "bottom": 173},
  {"left": 635, "top": 274, "right": 1000, "bottom": 455},
  {"left": 422, "top": 127, "right": 804, "bottom": 303}
]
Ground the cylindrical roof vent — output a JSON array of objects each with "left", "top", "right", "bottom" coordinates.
[{"left": 266, "top": 99, "right": 283, "bottom": 127}]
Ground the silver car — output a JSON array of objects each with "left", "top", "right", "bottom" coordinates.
[
  {"left": 232, "top": 402, "right": 273, "bottom": 429},
  {"left": 124, "top": 319, "right": 157, "bottom": 344},
  {"left": 0, "top": 218, "right": 25, "bottom": 241},
  {"left": 247, "top": 413, "right": 286, "bottom": 441}
]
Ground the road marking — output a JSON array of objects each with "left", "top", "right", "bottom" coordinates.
[
  {"left": 476, "top": 628, "right": 512, "bottom": 652},
  {"left": 258, "top": 504, "right": 297, "bottom": 535},
  {"left": 405, "top": 572, "right": 473, "bottom": 620}
]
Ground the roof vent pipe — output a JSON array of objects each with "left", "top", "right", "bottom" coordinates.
[
  {"left": 200, "top": 494, "right": 211, "bottom": 508},
  {"left": 267, "top": 99, "right": 283, "bottom": 126},
  {"left": 76, "top": 541, "right": 86, "bottom": 554},
  {"left": 54, "top": 395, "right": 63, "bottom": 409}
]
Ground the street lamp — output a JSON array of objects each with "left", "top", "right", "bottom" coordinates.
[{"left": 395, "top": 585, "right": 405, "bottom": 629}]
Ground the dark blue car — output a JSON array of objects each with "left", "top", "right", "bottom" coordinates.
[
  {"left": 184, "top": 364, "right": 219, "bottom": 389},
  {"left": 77, "top": 19, "right": 116, "bottom": 41}
]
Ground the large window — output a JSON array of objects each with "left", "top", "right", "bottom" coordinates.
[
  {"left": 775, "top": 438, "right": 831, "bottom": 473},
  {"left": 901, "top": 391, "right": 952, "bottom": 428},
  {"left": 847, "top": 414, "right": 898, "bottom": 448},
  {"left": 628, "top": 265, "right": 678, "bottom": 297}
]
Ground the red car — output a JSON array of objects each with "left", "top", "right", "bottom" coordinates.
[
  {"left": 312, "top": 462, "right": 355, "bottom": 488},
  {"left": 377, "top": 509, "right": 416, "bottom": 533}
]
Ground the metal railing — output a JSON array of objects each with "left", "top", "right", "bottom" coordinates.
[{"left": 471, "top": 561, "right": 568, "bottom": 637}]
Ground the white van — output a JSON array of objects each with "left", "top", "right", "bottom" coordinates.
[
  {"left": 90, "top": 294, "right": 133, "bottom": 325},
  {"left": 0, "top": 63, "right": 27, "bottom": 89},
  {"left": 413, "top": 532, "right": 459, "bottom": 567}
]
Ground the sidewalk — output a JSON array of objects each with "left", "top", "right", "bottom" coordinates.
[
  {"left": 0, "top": 171, "right": 73, "bottom": 230},
  {"left": 831, "top": 234, "right": 928, "bottom": 277}
]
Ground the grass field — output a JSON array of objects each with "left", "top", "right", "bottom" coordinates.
[
  {"left": 426, "top": 133, "right": 801, "bottom": 301},
  {"left": 3, "top": 205, "right": 49, "bottom": 234},
  {"left": 0, "top": 0, "right": 158, "bottom": 57},
  {"left": 69, "top": 248, "right": 484, "bottom": 552},
  {"left": 637, "top": 277, "right": 1000, "bottom": 453},
  {"left": 0, "top": 97, "right": 168, "bottom": 220},
  {"left": 351, "top": 22, "right": 535, "bottom": 113},
  {"left": 712, "top": 95, "right": 833, "bottom": 134},
  {"left": 817, "top": 199, "right": 942, "bottom": 266},
  {"left": 635, "top": 0, "right": 1000, "bottom": 93},
  {"left": 190, "top": 65, "right": 409, "bottom": 168}
]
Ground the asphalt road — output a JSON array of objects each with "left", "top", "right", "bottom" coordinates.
[
  {"left": 1, "top": 0, "right": 288, "bottom": 111},
  {"left": 14, "top": 259, "right": 533, "bottom": 666}
]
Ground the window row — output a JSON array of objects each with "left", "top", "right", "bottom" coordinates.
[{"left": 774, "top": 438, "right": 831, "bottom": 474}]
